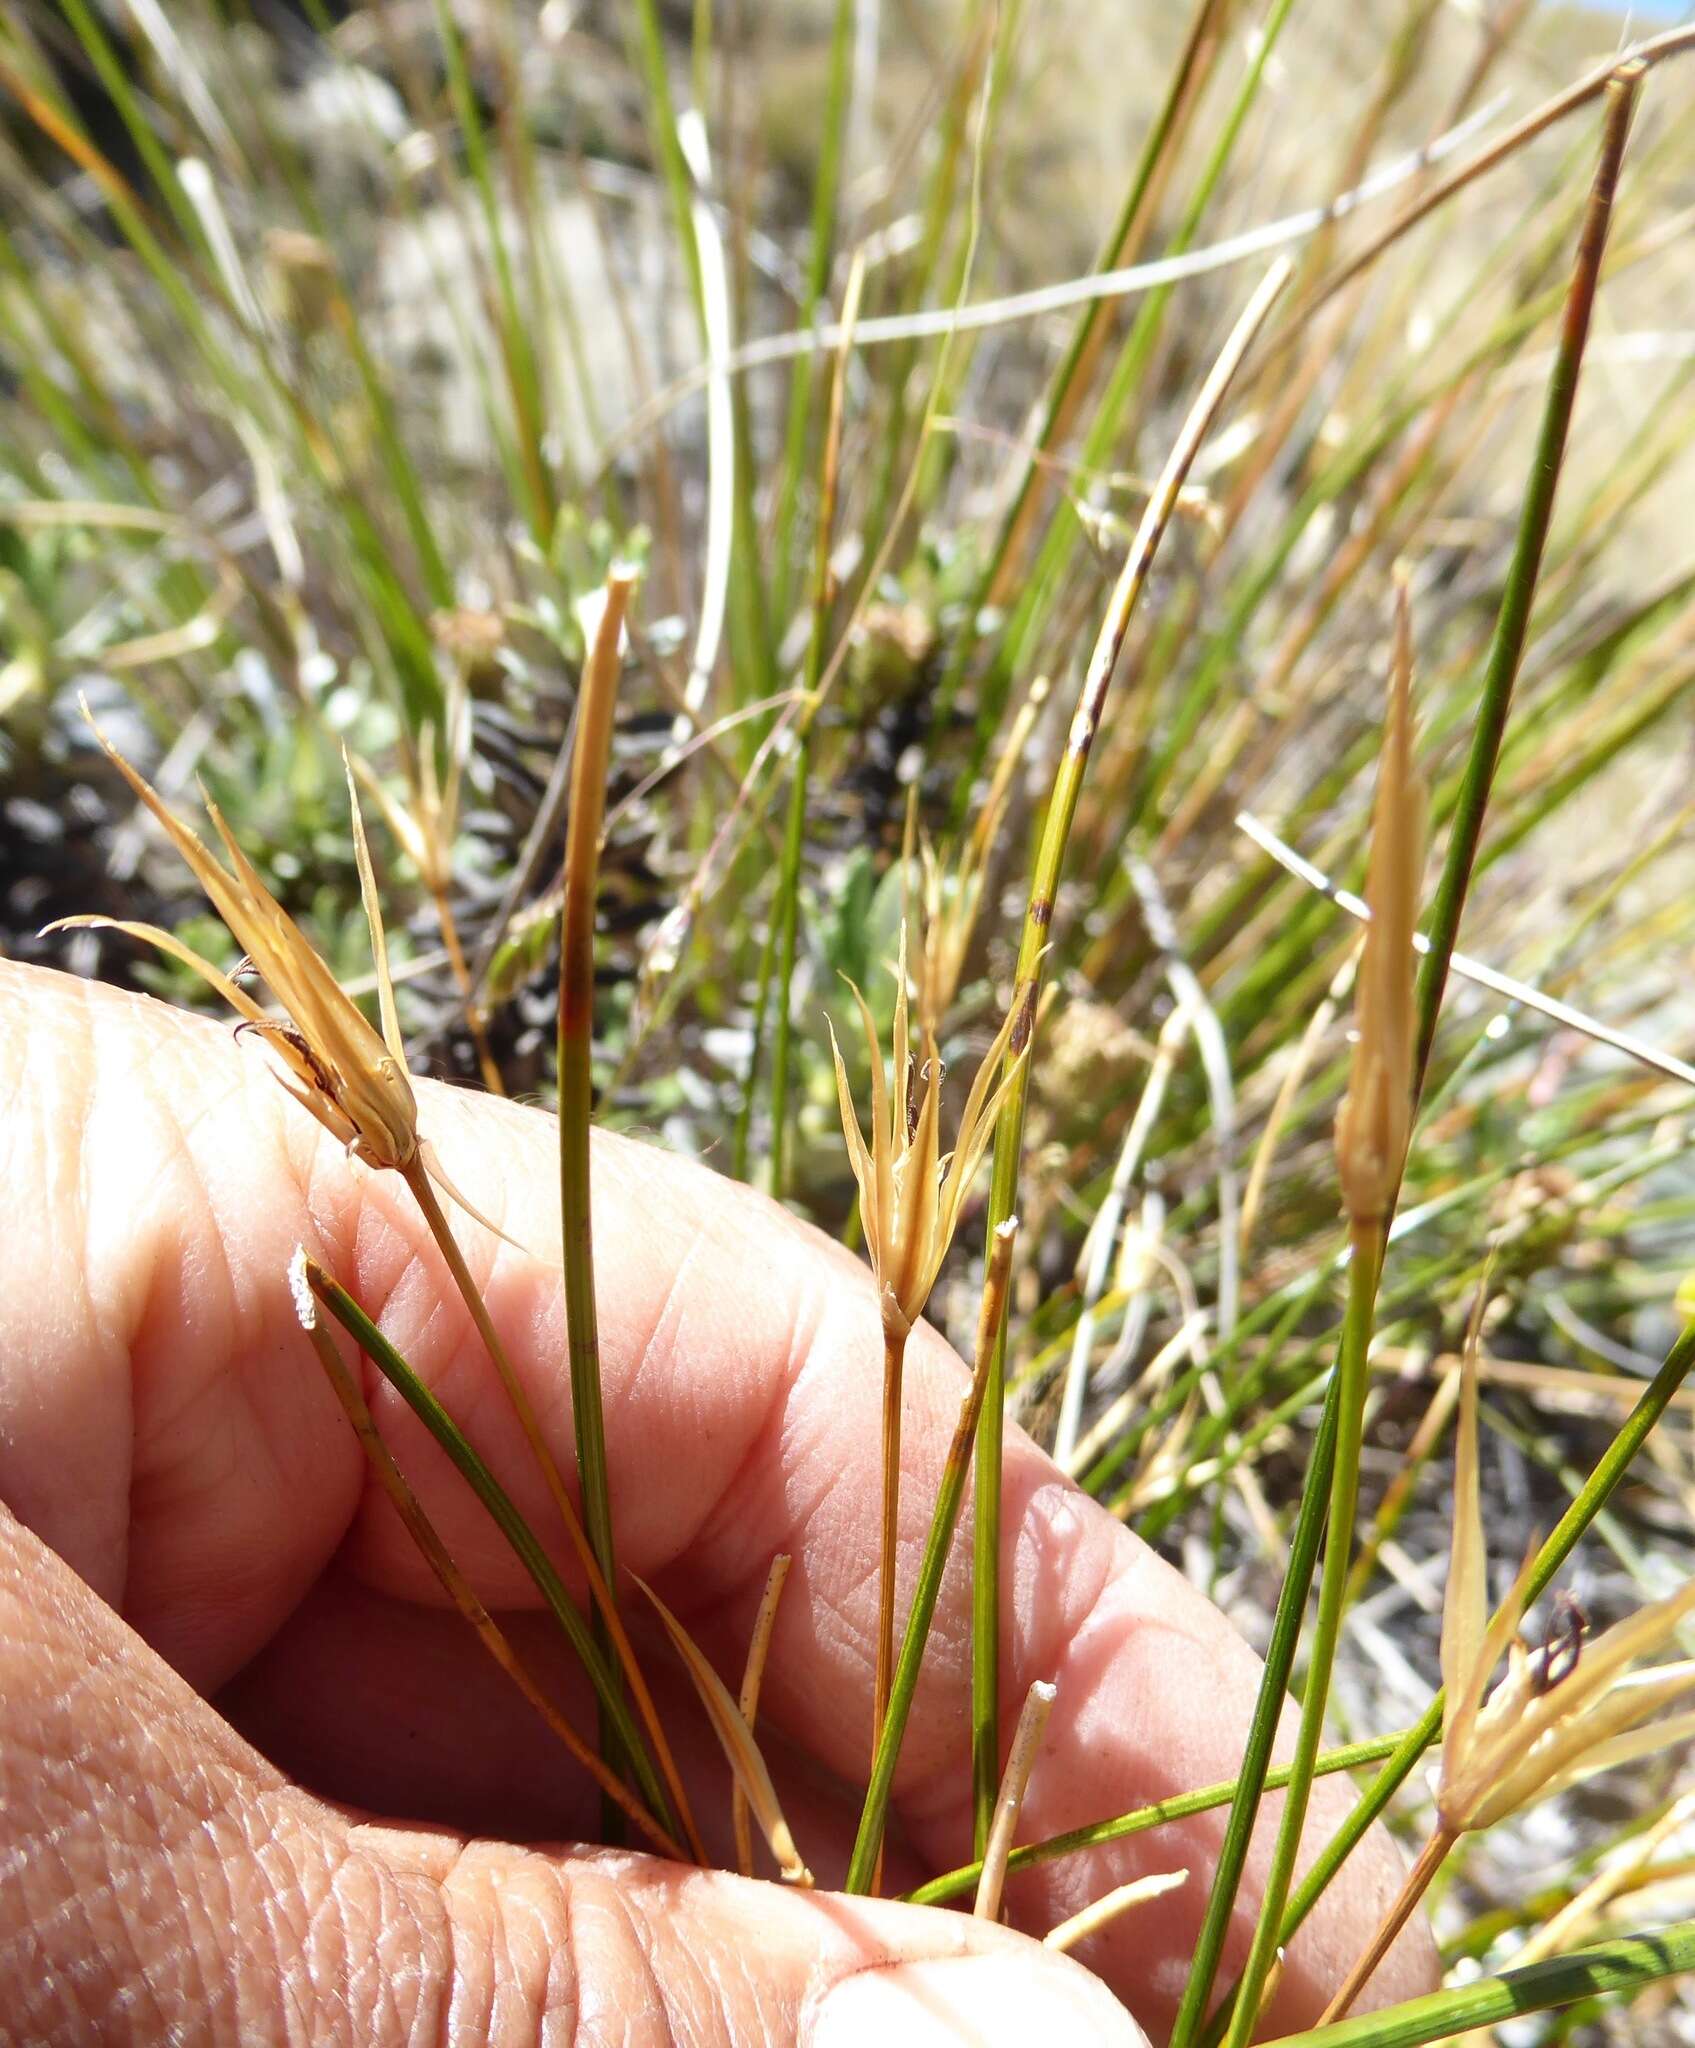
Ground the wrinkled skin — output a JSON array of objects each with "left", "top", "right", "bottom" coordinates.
[{"left": 0, "top": 963, "right": 1437, "bottom": 2044}]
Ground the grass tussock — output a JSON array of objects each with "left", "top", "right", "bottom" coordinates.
[{"left": 8, "top": 0, "right": 1695, "bottom": 2039}]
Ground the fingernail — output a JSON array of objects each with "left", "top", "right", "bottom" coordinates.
[{"left": 806, "top": 1951, "right": 1149, "bottom": 2047}]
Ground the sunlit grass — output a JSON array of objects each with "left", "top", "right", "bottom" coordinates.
[{"left": 8, "top": 0, "right": 1695, "bottom": 2038}]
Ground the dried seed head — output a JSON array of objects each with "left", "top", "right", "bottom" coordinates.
[
  {"left": 1438, "top": 1294, "right": 1695, "bottom": 1834},
  {"left": 50, "top": 704, "right": 419, "bottom": 1173},
  {"left": 1336, "top": 576, "right": 1426, "bottom": 1230},
  {"left": 829, "top": 917, "right": 1028, "bottom": 1344}
]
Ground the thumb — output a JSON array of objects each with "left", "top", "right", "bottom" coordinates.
[{"left": 0, "top": 1504, "right": 1144, "bottom": 2047}]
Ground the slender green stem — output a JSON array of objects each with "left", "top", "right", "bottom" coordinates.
[
  {"left": 429, "top": 0, "right": 553, "bottom": 539},
  {"left": 1221, "top": 1232, "right": 1383, "bottom": 2048},
  {"left": 731, "top": 885, "right": 780, "bottom": 1183},
  {"left": 769, "top": 263, "right": 859, "bottom": 1196},
  {"left": 296, "top": 1282, "right": 683, "bottom": 1860},
  {"left": 769, "top": 0, "right": 855, "bottom": 629},
  {"left": 559, "top": 571, "right": 636, "bottom": 1778},
  {"left": 848, "top": 1220, "right": 1018, "bottom": 1894},
  {"left": 906, "top": 1730, "right": 1405, "bottom": 1909},
  {"left": 303, "top": 1260, "right": 677, "bottom": 1835},
  {"left": 1176, "top": 79, "right": 1639, "bottom": 2045},
  {"left": 1272, "top": 1309, "right": 1695, "bottom": 1960},
  {"left": 964, "top": 0, "right": 1301, "bottom": 781},
  {"left": 1261, "top": 1921, "right": 1695, "bottom": 2048},
  {"left": 1412, "top": 67, "right": 1640, "bottom": 1087},
  {"left": 1168, "top": 1358, "right": 1343, "bottom": 2048},
  {"left": 970, "top": 259, "right": 1291, "bottom": 1851},
  {"left": 932, "top": 0, "right": 1231, "bottom": 738}
]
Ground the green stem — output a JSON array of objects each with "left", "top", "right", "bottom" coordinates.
[
  {"left": 1221, "top": 1232, "right": 1383, "bottom": 2048},
  {"left": 1272, "top": 1308, "right": 1695, "bottom": 1960},
  {"left": 1412, "top": 67, "right": 1639, "bottom": 1085},
  {"left": 848, "top": 1221, "right": 1018, "bottom": 1893},
  {"left": 769, "top": 0, "right": 855, "bottom": 629},
  {"left": 559, "top": 570, "right": 636, "bottom": 1777},
  {"left": 932, "top": 0, "right": 1231, "bottom": 739},
  {"left": 905, "top": 1730, "right": 1406, "bottom": 1909},
  {"left": 1175, "top": 76, "right": 1639, "bottom": 2046},
  {"left": 769, "top": 263, "right": 857, "bottom": 1197},
  {"left": 969, "top": 262, "right": 1291, "bottom": 1850},
  {"left": 1262, "top": 1921, "right": 1695, "bottom": 2048},
  {"left": 304, "top": 1262, "right": 676, "bottom": 1834}
]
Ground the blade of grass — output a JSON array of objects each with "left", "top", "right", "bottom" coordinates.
[
  {"left": 559, "top": 567, "right": 637, "bottom": 1789},
  {"left": 1412, "top": 66, "right": 1642, "bottom": 1088},
  {"left": 846, "top": 1217, "right": 1019, "bottom": 1894},
  {"left": 1174, "top": 77, "right": 1639, "bottom": 2047},
  {"left": 970, "top": 256, "right": 1292, "bottom": 1852},
  {"left": 905, "top": 1730, "right": 1407, "bottom": 1908},
  {"left": 733, "top": 1553, "right": 792, "bottom": 1879},
  {"left": 768, "top": 253, "right": 863, "bottom": 1199},
  {"left": 301, "top": 1256, "right": 686, "bottom": 1846},
  {"left": 290, "top": 1252, "right": 683, "bottom": 1860},
  {"left": 1259, "top": 1921, "right": 1695, "bottom": 2048},
  {"left": 768, "top": 0, "right": 855, "bottom": 629},
  {"left": 636, "top": 1576, "right": 813, "bottom": 1885}
]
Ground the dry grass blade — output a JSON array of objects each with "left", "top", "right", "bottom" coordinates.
[
  {"left": 558, "top": 566, "right": 638, "bottom": 1747},
  {"left": 637, "top": 1576, "right": 813, "bottom": 1887},
  {"left": 1043, "top": 1870, "right": 1190, "bottom": 1953},
  {"left": 287, "top": 1250, "right": 684, "bottom": 1862},
  {"left": 975, "top": 1677, "right": 1057, "bottom": 1922},
  {"left": 733, "top": 1553, "right": 792, "bottom": 1880}
]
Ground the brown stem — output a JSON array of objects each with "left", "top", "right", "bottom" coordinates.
[
  {"left": 1320, "top": 1826, "right": 1457, "bottom": 2026},
  {"left": 875, "top": 1323, "right": 908, "bottom": 1763},
  {"left": 433, "top": 885, "right": 505, "bottom": 1097},
  {"left": 400, "top": 1157, "right": 707, "bottom": 1864},
  {"left": 301, "top": 1303, "right": 683, "bottom": 1860}
]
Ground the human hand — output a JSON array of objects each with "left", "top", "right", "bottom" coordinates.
[{"left": 0, "top": 962, "right": 1435, "bottom": 2043}]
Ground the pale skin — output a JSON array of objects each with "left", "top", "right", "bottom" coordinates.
[{"left": 0, "top": 962, "right": 1437, "bottom": 2044}]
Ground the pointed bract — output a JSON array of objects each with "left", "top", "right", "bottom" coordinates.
[
  {"left": 829, "top": 920, "right": 1028, "bottom": 1343},
  {"left": 1439, "top": 1381, "right": 1695, "bottom": 1836},
  {"left": 52, "top": 702, "right": 418, "bottom": 1173},
  {"left": 1336, "top": 580, "right": 1426, "bottom": 1229}
]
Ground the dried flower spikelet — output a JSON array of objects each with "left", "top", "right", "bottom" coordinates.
[
  {"left": 1437, "top": 1299, "right": 1695, "bottom": 1835},
  {"left": 830, "top": 919, "right": 1027, "bottom": 1343},
  {"left": 430, "top": 605, "right": 507, "bottom": 680},
  {"left": 49, "top": 705, "right": 419, "bottom": 1172},
  {"left": 1336, "top": 577, "right": 1426, "bottom": 1229},
  {"left": 263, "top": 227, "right": 338, "bottom": 336}
]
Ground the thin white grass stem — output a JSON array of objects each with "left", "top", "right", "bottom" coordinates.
[
  {"left": 1054, "top": 1000, "right": 1192, "bottom": 1468},
  {"left": 1043, "top": 1871, "right": 1190, "bottom": 1953},
  {"left": 674, "top": 111, "right": 732, "bottom": 730},
  {"left": 1130, "top": 857, "right": 1239, "bottom": 1341},
  {"left": 1237, "top": 812, "right": 1695, "bottom": 1091},
  {"left": 597, "top": 100, "right": 1501, "bottom": 460}
]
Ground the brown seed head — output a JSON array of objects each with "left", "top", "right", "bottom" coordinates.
[
  {"left": 1336, "top": 576, "right": 1426, "bottom": 1230},
  {"left": 830, "top": 919, "right": 1027, "bottom": 1343},
  {"left": 51, "top": 705, "right": 418, "bottom": 1172}
]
